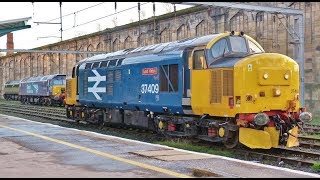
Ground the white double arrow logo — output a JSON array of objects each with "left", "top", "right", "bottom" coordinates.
[
  {"left": 88, "top": 70, "right": 106, "bottom": 100},
  {"left": 32, "top": 83, "right": 38, "bottom": 93}
]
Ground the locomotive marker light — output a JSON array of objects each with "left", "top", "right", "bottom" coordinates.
[
  {"left": 284, "top": 73, "right": 289, "bottom": 80},
  {"left": 263, "top": 73, "right": 268, "bottom": 79}
]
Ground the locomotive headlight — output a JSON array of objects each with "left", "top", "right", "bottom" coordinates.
[
  {"left": 284, "top": 74, "right": 289, "bottom": 80},
  {"left": 254, "top": 113, "right": 270, "bottom": 126},
  {"left": 299, "top": 112, "right": 312, "bottom": 122},
  {"left": 263, "top": 73, "right": 268, "bottom": 79}
]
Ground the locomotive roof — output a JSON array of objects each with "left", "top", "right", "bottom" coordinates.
[
  {"left": 20, "top": 74, "right": 66, "bottom": 83},
  {"left": 4, "top": 80, "right": 20, "bottom": 85},
  {"left": 80, "top": 33, "right": 221, "bottom": 64}
]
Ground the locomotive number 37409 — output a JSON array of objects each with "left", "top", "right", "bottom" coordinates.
[{"left": 141, "top": 84, "right": 159, "bottom": 94}]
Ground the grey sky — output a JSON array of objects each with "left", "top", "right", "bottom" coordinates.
[{"left": 0, "top": 2, "right": 193, "bottom": 50}]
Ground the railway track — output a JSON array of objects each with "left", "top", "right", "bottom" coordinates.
[
  {"left": 233, "top": 147, "right": 316, "bottom": 168},
  {"left": 299, "top": 136, "right": 320, "bottom": 144},
  {"left": 300, "top": 123, "right": 320, "bottom": 134},
  {"left": 0, "top": 101, "right": 319, "bottom": 173},
  {"left": 301, "top": 127, "right": 320, "bottom": 134},
  {"left": 0, "top": 101, "right": 159, "bottom": 143},
  {"left": 305, "top": 124, "right": 320, "bottom": 128}
]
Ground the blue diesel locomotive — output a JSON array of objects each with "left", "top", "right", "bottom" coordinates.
[
  {"left": 65, "top": 32, "right": 312, "bottom": 149},
  {"left": 19, "top": 74, "right": 66, "bottom": 106}
]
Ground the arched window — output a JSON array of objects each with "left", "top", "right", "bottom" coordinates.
[
  {"left": 230, "top": 11, "right": 249, "bottom": 33},
  {"left": 37, "top": 55, "right": 42, "bottom": 76},
  {"left": 43, "top": 54, "right": 50, "bottom": 75},
  {"left": 113, "top": 38, "right": 121, "bottom": 51},
  {"left": 137, "top": 34, "right": 148, "bottom": 47},
  {"left": 177, "top": 24, "right": 188, "bottom": 40},
  {"left": 124, "top": 36, "right": 133, "bottom": 49},
  {"left": 87, "top": 44, "right": 94, "bottom": 57},
  {"left": 160, "top": 28, "right": 171, "bottom": 43},
  {"left": 196, "top": 20, "right": 208, "bottom": 36},
  {"left": 24, "top": 58, "right": 29, "bottom": 78},
  {"left": 96, "top": 43, "right": 102, "bottom": 51}
]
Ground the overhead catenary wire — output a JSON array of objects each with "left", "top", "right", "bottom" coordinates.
[
  {"left": 33, "top": 2, "right": 107, "bottom": 25},
  {"left": 45, "top": 2, "right": 149, "bottom": 38}
]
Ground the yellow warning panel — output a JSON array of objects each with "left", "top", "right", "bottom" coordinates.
[
  {"left": 239, "top": 127, "right": 272, "bottom": 149},
  {"left": 263, "top": 127, "right": 280, "bottom": 148}
]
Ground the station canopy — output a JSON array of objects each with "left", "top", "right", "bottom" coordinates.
[{"left": 0, "top": 17, "right": 31, "bottom": 37}]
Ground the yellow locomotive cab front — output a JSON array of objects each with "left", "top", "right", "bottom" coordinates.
[{"left": 234, "top": 52, "right": 302, "bottom": 149}]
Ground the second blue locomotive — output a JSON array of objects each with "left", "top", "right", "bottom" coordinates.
[{"left": 19, "top": 74, "right": 66, "bottom": 106}]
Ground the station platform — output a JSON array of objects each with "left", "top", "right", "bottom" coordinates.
[{"left": 0, "top": 114, "right": 319, "bottom": 178}]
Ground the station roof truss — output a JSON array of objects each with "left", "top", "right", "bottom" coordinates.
[{"left": 0, "top": 17, "right": 31, "bottom": 37}]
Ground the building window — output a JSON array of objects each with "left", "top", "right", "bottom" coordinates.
[
  {"left": 196, "top": 20, "right": 208, "bottom": 36},
  {"left": 177, "top": 24, "right": 188, "bottom": 40},
  {"left": 124, "top": 36, "right": 133, "bottom": 49},
  {"left": 113, "top": 38, "right": 121, "bottom": 51},
  {"left": 160, "top": 28, "right": 171, "bottom": 43}
]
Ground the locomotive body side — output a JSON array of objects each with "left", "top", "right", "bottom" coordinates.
[
  {"left": 3, "top": 80, "right": 20, "bottom": 100},
  {"left": 78, "top": 54, "right": 184, "bottom": 114}
]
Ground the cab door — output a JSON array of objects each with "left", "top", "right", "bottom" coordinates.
[{"left": 189, "top": 46, "right": 209, "bottom": 115}]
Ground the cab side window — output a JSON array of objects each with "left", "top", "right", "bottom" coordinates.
[{"left": 193, "top": 49, "right": 206, "bottom": 70}]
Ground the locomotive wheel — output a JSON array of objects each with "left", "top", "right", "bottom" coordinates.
[
  {"left": 66, "top": 106, "right": 71, "bottom": 119},
  {"left": 46, "top": 99, "right": 52, "bottom": 106},
  {"left": 223, "top": 130, "right": 239, "bottom": 149}
]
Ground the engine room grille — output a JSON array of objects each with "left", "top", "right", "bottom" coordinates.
[
  {"left": 66, "top": 80, "right": 72, "bottom": 98},
  {"left": 107, "top": 70, "right": 114, "bottom": 82},
  {"left": 114, "top": 69, "right": 121, "bottom": 81},
  {"left": 106, "top": 84, "right": 113, "bottom": 95},
  {"left": 83, "top": 71, "right": 88, "bottom": 96},
  {"left": 210, "top": 70, "right": 222, "bottom": 103},
  {"left": 210, "top": 69, "right": 234, "bottom": 103},
  {"left": 223, "top": 70, "right": 234, "bottom": 96}
]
